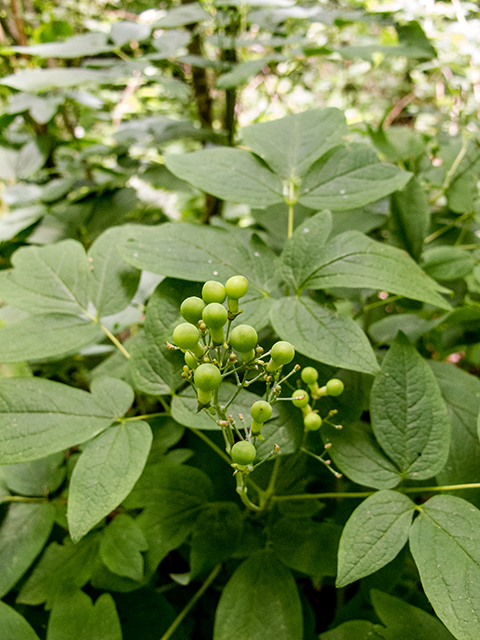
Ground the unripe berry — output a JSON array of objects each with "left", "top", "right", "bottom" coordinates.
[
  {"left": 292, "top": 389, "right": 309, "bottom": 408},
  {"left": 231, "top": 440, "right": 256, "bottom": 466},
  {"left": 202, "top": 281, "right": 226, "bottom": 304},
  {"left": 194, "top": 363, "right": 222, "bottom": 391},
  {"left": 202, "top": 303, "right": 228, "bottom": 329},
  {"left": 326, "top": 379, "right": 344, "bottom": 396},
  {"left": 304, "top": 412, "right": 322, "bottom": 431},
  {"left": 230, "top": 324, "right": 258, "bottom": 354},
  {"left": 181, "top": 296, "right": 205, "bottom": 325},
  {"left": 301, "top": 367, "right": 318, "bottom": 385},
  {"left": 225, "top": 275, "right": 248, "bottom": 300},
  {"left": 173, "top": 323, "right": 200, "bottom": 350},
  {"left": 251, "top": 400, "right": 272, "bottom": 423},
  {"left": 184, "top": 351, "right": 198, "bottom": 370},
  {"left": 271, "top": 341, "right": 295, "bottom": 365}
]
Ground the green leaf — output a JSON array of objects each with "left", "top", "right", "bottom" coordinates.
[
  {"left": 10, "top": 33, "right": 114, "bottom": 58},
  {"left": 321, "top": 620, "right": 386, "bottom": 640},
  {"left": 0, "top": 503, "right": 55, "bottom": 597},
  {"left": 390, "top": 176, "right": 430, "bottom": 260},
  {"left": 214, "top": 550, "right": 303, "bottom": 640},
  {"left": 0, "top": 601, "right": 40, "bottom": 640},
  {"left": 422, "top": 247, "right": 475, "bottom": 281},
  {"left": 293, "top": 230, "right": 451, "bottom": 309},
  {"left": 0, "top": 204, "right": 45, "bottom": 240},
  {"left": 298, "top": 145, "right": 412, "bottom": 211},
  {"left": 322, "top": 422, "right": 401, "bottom": 490},
  {"left": 190, "top": 502, "right": 243, "bottom": 578},
  {"left": 118, "top": 225, "right": 280, "bottom": 314},
  {"left": 0, "top": 315, "right": 103, "bottom": 363},
  {"left": 242, "top": 108, "right": 348, "bottom": 179},
  {"left": 368, "top": 313, "right": 444, "bottom": 346},
  {"left": 0, "top": 142, "right": 47, "bottom": 181},
  {"left": 430, "top": 361, "right": 480, "bottom": 499},
  {"left": 281, "top": 211, "right": 333, "bottom": 290},
  {"left": 336, "top": 490, "right": 415, "bottom": 588},
  {"left": 17, "top": 534, "right": 100, "bottom": 608},
  {"left": 46, "top": 590, "right": 122, "bottom": 640},
  {"left": 217, "top": 55, "right": 283, "bottom": 89},
  {"left": 89, "top": 376, "right": 135, "bottom": 418},
  {"left": 110, "top": 21, "right": 152, "bottom": 46},
  {"left": 371, "top": 588, "right": 456, "bottom": 640},
  {"left": 370, "top": 333, "right": 451, "bottom": 480},
  {"left": 2, "top": 452, "right": 65, "bottom": 496},
  {"left": 0, "top": 240, "right": 91, "bottom": 316},
  {"left": 88, "top": 226, "right": 141, "bottom": 317},
  {"left": 270, "top": 296, "right": 379, "bottom": 375},
  {"left": 99, "top": 513, "right": 148, "bottom": 582},
  {"left": 409, "top": 495, "right": 480, "bottom": 640},
  {"left": 127, "top": 464, "right": 213, "bottom": 569},
  {"left": 272, "top": 518, "right": 341, "bottom": 579},
  {"left": 155, "top": 4, "right": 210, "bottom": 28},
  {"left": 0, "top": 378, "right": 118, "bottom": 464},
  {"left": 68, "top": 420, "right": 152, "bottom": 542},
  {"left": 165, "top": 148, "right": 284, "bottom": 207},
  {"left": 255, "top": 401, "right": 304, "bottom": 459},
  {"left": 0, "top": 68, "right": 112, "bottom": 93}
]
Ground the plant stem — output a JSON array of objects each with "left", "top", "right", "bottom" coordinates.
[
  {"left": 123, "top": 412, "right": 166, "bottom": 422},
  {"left": 0, "top": 496, "right": 48, "bottom": 505},
  {"left": 272, "top": 482, "right": 480, "bottom": 502},
  {"left": 189, "top": 428, "right": 232, "bottom": 464},
  {"left": 159, "top": 564, "right": 222, "bottom": 640},
  {"left": 100, "top": 323, "right": 130, "bottom": 359},
  {"left": 236, "top": 473, "right": 262, "bottom": 511},
  {"left": 287, "top": 203, "right": 294, "bottom": 239},
  {"left": 259, "top": 456, "right": 281, "bottom": 509}
]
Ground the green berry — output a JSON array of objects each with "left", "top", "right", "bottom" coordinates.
[
  {"left": 326, "top": 379, "right": 344, "bottom": 396},
  {"left": 202, "top": 281, "right": 226, "bottom": 304},
  {"left": 231, "top": 440, "right": 256, "bottom": 466},
  {"left": 230, "top": 324, "right": 258, "bottom": 353},
  {"left": 194, "top": 363, "right": 222, "bottom": 391},
  {"left": 292, "top": 389, "right": 309, "bottom": 408},
  {"left": 301, "top": 367, "right": 318, "bottom": 385},
  {"left": 184, "top": 351, "right": 198, "bottom": 369},
  {"left": 271, "top": 341, "right": 295, "bottom": 365},
  {"left": 181, "top": 296, "right": 205, "bottom": 325},
  {"left": 304, "top": 412, "right": 322, "bottom": 431},
  {"left": 172, "top": 323, "right": 200, "bottom": 350},
  {"left": 251, "top": 400, "right": 272, "bottom": 424},
  {"left": 202, "top": 303, "right": 228, "bottom": 329},
  {"left": 225, "top": 275, "right": 248, "bottom": 300}
]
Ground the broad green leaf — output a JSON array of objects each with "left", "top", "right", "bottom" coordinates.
[
  {"left": 336, "top": 490, "right": 415, "bottom": 587},
  {"left": 88, "top": 226, "right": 141, "bottom": 318},
  {"left": 0, "top": 378, "right": 118, "bottom": 464},
  {"left": 10, "top": 33, "right": 114, "bottom": 58},
  {"left": 370, "top": 334, "right": 450, "bottom": 480},
  {"left": 110, "top": 21, "right": 152, "bottom": 46},
  {"left": 165, "top": 148, "right": 284, "bottom": 207},
  {"left": 390, "top": 176, "right": 429, "bottom": 260},
  {"left": 272, "top": 518, "right": 341, "bottom": 579},
  {"left": 0, "top": 601, "right": 40, "bottom": 640},
  {"left": 254, "top": 400, "right": 304, "bottom": 459},
  {"left": 0, "top": 68, "right": 112, "bottom": 93},
  {"left": 127, "top": 464, "right": 213, "bottom": 569},
  {"left": 0, "top": 204, "right": 45, "bottom": 241},
  {"left": 409, "top": 495, "right": 480, "bottom": 640},
  {"left": 172, "top": 384, "right": 271, "bottom": 430},
  {"left": 46, "top": 590, "right": 122, "bottom": 640},
  {"left": 298, "top": 145, "right": 412, "bottom": 211},
  {"left": 0, "top": 314, "right": 103, "bottom": 362},
  {"left": 430, "top": 361, "right": 480, "bottom": 500},
  {"left": 17, "top": 534, "right": 100, "bottom": 608},
  {"left": 242, "top": 108, "right": 348, "bottom": 180},
  {"left": 2, "top": 452, "right": 65, "bottom": 496},
  {"left": 0, "top": 143, "right": 47, "bottom": 181},
  {"left": 99, "top": 514, "right": 148, "bottom": 582},
  {"left": 422, "top": 247, "right": 475, "bottom": 281},
  {"left": 217, "top": 55, "right": 282, "bottom": 89},
  {"left": 368, "top": 313, "right": 444, "bottom": 346},
  {"left": 270, "top": 296, "right": 379, "bottom": 375},
  {"left": 214, "top": 550, "right": 303, "bottom": 640},
  {"left": 68, "top": 420, "right": 152, "bottom": 542},
  {"left": 155, "top": 4, "right": 210, "bottom": 28},
  {"left": 0, "top": 503, "right": 55, "bottom": 597},
  {"left": 0, "top": 240, "right": 91, "bottom": 315},
  {"left": 89, "top": 376, "right": 135, "bottom": 418},
  {"left": 190, "top": 502, "right": 243, "bottom": 578},
  {"left": 281, "top": 211, "right": 333, "bottom": 290},
  {"left": 293, "top": 230, "right": 451, "bottom": 309},
  {"left": 321, "top": 620, "right": 386, "bottom": 640},
  {"left": 322, "top": 422, "right": 401, "bottom": 490},
  {"left": 371, "top": 588, "right": 456, "bottom": 640},
  {"left": 119, "top": 224, "right": 280, "bottom": 307}
]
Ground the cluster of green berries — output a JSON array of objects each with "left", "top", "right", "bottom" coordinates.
[{"left": 292, "top": 367, "right": 344, "bottom": 431}]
